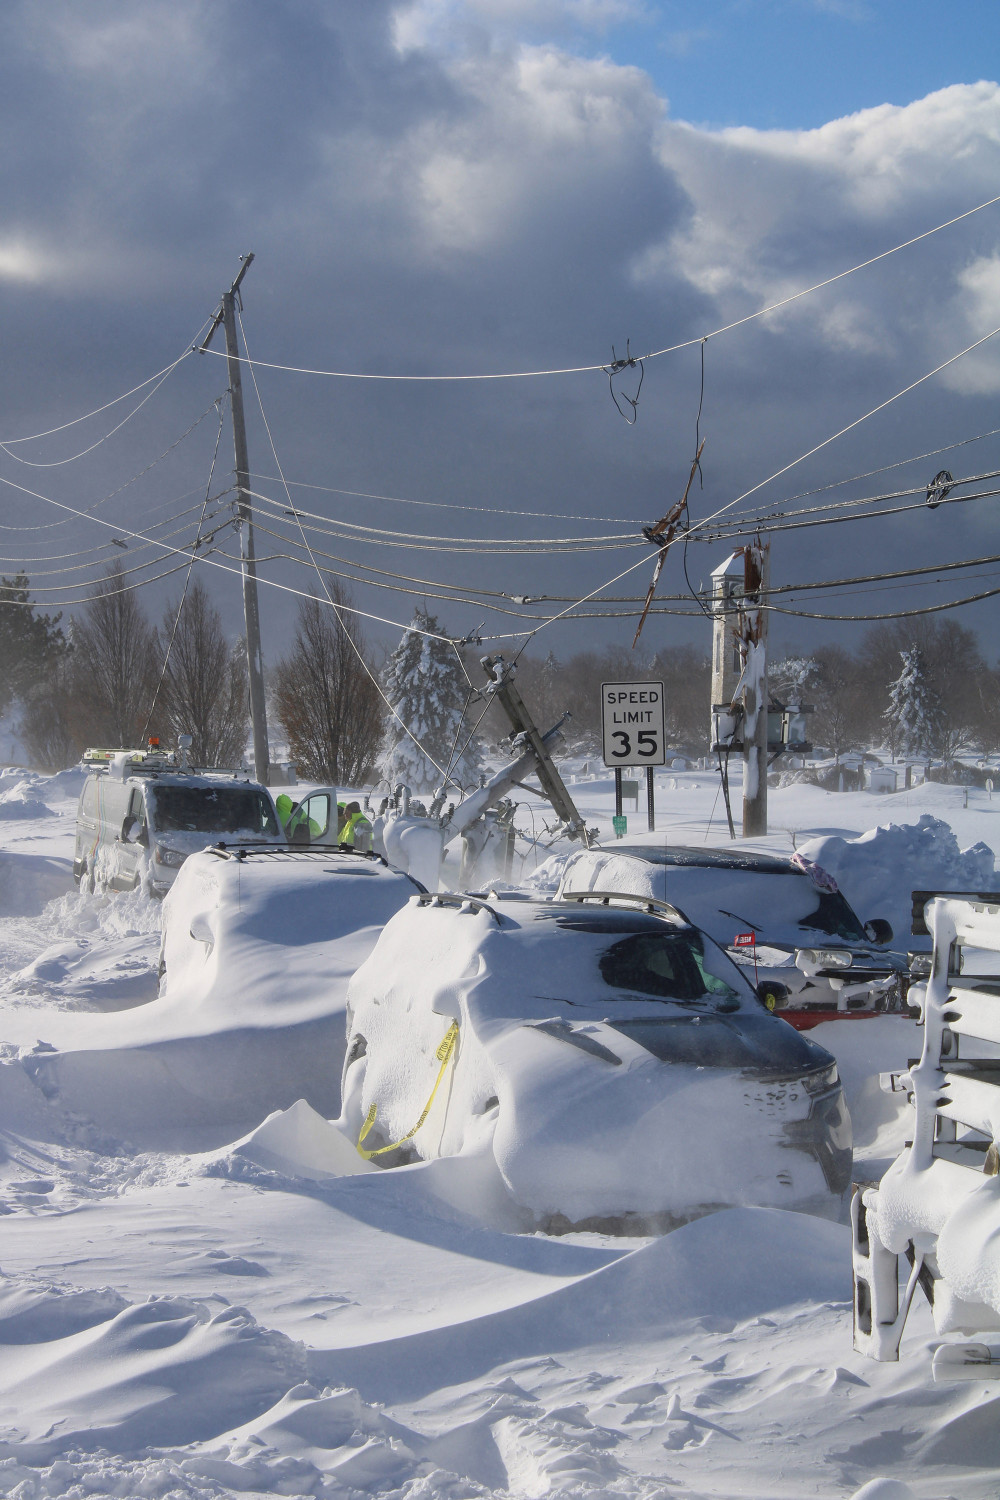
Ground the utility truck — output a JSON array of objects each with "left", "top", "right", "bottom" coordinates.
[{"left": 74, "top": 743, "right": 282, "bottom": 896}]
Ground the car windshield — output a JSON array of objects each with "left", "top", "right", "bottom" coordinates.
[
  {"left": 598, "top": 930, "right": 742, "bottom": 1009},
  {"left": 150, "top": 785, "right": 279, "bottom": 836}
]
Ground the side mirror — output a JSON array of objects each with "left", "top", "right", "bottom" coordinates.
[
  {"left": 121, "top": 815, "right": 144, "bottom": 844},
  {"left": 757, "top": 980, "right": 789, "bottom": 1012},
  {"left": 864, "top": 918, "right": 894, "bottom": 945}
]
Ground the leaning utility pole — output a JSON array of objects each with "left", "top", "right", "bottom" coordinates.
[
  {"left": 200, "top": 254, "right": 270, "bottom": 785},
  {"left": 740, "top": 538, "right": 769, "bottom": 838}
]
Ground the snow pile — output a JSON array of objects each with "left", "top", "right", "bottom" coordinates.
[
  {"left": 37, "top": 764, "right": 87, "bottom": 800},
  {"left": 0, "top": 850, "right": 73, "bottom": 918},
  {"left": 0, "top": 777, "right": 54, "bottom": 819},
  {"left": 8, "top": 882, "right": 161, "bottom": 1006},
  {"left": 0, "top": 853, "right": 422, "bottom": 1150},
  {"left": 4, "top": 783, "right": 1000, "bottom": 1495},
  {"left": 798, "top": 813, "right": 998, "bottom": 946}
]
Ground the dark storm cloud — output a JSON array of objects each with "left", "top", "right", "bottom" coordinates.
[{"left": 1, "top": 0, "right": 999, "bottom": 665}]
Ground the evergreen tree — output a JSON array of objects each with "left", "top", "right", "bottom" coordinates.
[
  {"left": 381, "top": 608, "right": 482, "bottom": 793},
  {"left": 0, "top": 573, "right": 67, "bottom": 717},
  {"left": 884, "top": 646, "right": 943, "bottom": 758},
  {"left": 770, "top": 656, "right": 819, "bottom": 703}
]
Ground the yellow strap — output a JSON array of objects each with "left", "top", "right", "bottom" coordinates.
[{"left": 357, "top": 1021, "right": 460, "bottom": 1160}]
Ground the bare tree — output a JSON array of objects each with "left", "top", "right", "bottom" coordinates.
[
  {"left": 156, "top": 579, "right": 249, "bottom": 766},
  {"left": 70, "top": 561, "right": 158, "bottom": 747},
  {"left": 274, "top": 588, "right": 384, "bottom": 783}
]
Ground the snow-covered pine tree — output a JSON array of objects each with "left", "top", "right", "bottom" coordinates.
[
  {"left": 884, "top": 646, "right": 943, "bottom": 758},
  {"left": 380, "top": 608, "right": 483, "bottom": 793},
  {"left": 770, "top": 656, "right": 818, "bottom": 703}
]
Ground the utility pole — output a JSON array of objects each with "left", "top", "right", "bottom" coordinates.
[
  {"left": 481, "top": 654, "right": 589, "bottom": 845},
  {"left": 200, "top": 254, "right": 270, "bottom": 785},
  {"left": 740, "top": 538, "right": 769, "bottom": 838}
]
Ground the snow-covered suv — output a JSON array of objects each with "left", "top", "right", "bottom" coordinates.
[{"left": 342, "top": 889, "right": 852, "bottom": 1233}]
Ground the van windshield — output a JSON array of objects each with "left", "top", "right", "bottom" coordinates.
[{"left": 149, "top": 785, "right": 278, "bottom": 836}]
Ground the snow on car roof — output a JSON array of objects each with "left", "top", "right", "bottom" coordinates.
[{"left": 614, "top": 843, "right": 796, "bottom": 875}]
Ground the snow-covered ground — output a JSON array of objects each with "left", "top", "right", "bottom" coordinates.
[{"left": 2, "top": 764, "right": 1000, "bottom": 1498}]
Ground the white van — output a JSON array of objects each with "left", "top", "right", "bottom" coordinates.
[{"left": 74, "top": 751, "right": 283, "bottom": 896}]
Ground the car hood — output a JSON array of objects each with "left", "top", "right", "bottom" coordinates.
[{"left": 601, "top": 1010, "right": 834, "bottom": 1073}]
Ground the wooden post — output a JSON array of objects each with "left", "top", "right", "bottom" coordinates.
[
  {"left": 202, "top": 255, "right": 270, "bottom": 786},
  {"left": 741, "top": 539, "right": 769, "bottom": 838}
]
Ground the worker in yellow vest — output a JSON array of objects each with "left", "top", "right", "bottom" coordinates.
[{"left": 340, "top": 801, "right": 373, "bottom": 852}]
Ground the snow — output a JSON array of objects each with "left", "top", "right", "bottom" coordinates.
[
  {"left": 2, "top": 766, "right": 1000, "bottom": 1495},
  {"left": 798, "top": 813, "right": 998, "bottom": 949}
]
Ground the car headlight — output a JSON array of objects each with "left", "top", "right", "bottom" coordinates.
[
  {"left": 154, "top": 844, "right": 186, "bottom": 869},
  {"left": 800, "top": 1061, "right": 840, "bottom": 1095},
  {"left": 798, "top": 947, "right": 853, "bottom": 970}
]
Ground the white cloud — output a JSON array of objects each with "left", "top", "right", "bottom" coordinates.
[
  {"left": 393, "top": 43, "right": 664, "bottom": 253},
  {"left": 0, "top": 239, "right": 58, "bottom": 284},
  {"left": 631, "top": 83, "right": 1000, "bottom": 370},
  {"left": 943, "top": 253, "right": 1000, "bottom": 394}
]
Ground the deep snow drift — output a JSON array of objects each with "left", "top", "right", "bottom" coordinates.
[{"left": 1, "top": 766, "right": 1000, "bottom": 1497}]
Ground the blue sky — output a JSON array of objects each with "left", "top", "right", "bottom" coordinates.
[{"left": 569, "top": 1, "right": 1000, "bottom": 130}]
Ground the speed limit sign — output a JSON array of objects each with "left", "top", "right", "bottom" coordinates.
[{"left": 601, "top": 681, "right": 666, "bottom": 767}]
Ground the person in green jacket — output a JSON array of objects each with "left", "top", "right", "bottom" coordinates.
[{"left": 340, "top": 801, "right": 373, "bottom": 852}]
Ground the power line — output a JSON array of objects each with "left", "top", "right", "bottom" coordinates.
[
  {"left": 0, "top": 468, "right": 460, "bottom": 643},
  {"left": 248, "top": 472, "right": 635, "bottom": 526},
  {"left": 236, "top": 306, "right": 469, "bottom": 794},
  {"left": 688, "top": 321, "right": 1000, "bottom": 539},
  {"left": 0, "top": 397, "right": 229, "bottom": 532},
  {"left": 198, "top": 190, "right": 1000, "bottom": 383},
  {"left": 700, "top": 483, "right": 1000, "bottom": 546},
  {"left": 695, "top": 468, "right": 1000, "bottom": 538},
  {"left": 0, "top": 360, "right": 182, "bottom": 468},
  {"left": 0, "top": 343, "right": 202, "bottom": 445},
  {"left": 248, "top": 488, "right": 639, "bottom": 551},
  {"left": 0, "top": 504, "right": 220, "bottom": 580},
  {"left": 140, "top": 401, "right": 226, "bottom": 742},
  {"left": 763, "top": 427, "right": 1000, "bottom": 508},
  {"left": 766, "top": 586, "right": 1000, "bottom": 622},
  {"left": 0, "top": 490, "right": 219, "bottom": 566}
]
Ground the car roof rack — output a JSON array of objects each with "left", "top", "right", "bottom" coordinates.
[
  {"left": 83, "top": 747, "right": 252, "bottom": 781},
  {"left": 415, "top": 891, "right": 504, "bottom": 926},
  {"left": 206, "top": 843, "right": 390, "bottom": 866},
  {"left": 559, "top": 889, "right": 690, "bottom": 924}
]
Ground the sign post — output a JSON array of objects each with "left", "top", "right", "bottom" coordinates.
[{"left": 602, "top": 682, "right": 667, "bottom": 837}]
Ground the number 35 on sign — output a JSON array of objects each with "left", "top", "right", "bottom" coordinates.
[{"left": 601, "top": 681, "right": 667, "bottom": 767}]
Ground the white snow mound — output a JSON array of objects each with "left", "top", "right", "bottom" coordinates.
[{"left": 798, "top": 813, "right": 997, "bottom": 946}]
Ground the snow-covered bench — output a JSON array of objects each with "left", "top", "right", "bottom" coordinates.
[{"left": 853, "top": 891, "right": 1000, "bottom": 1376}]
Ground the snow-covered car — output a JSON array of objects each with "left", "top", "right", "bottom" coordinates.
[
  {"left": 75, "top": 757, "right": 283, "bottom": 896},
  {"left": 342, "top": 889, "right": 852, "bottom": 1232},
  {"left": 155, "top": 844, "right": 426, "bottom": 1121},
  {"left": 556, "top": 845, "right": 907, "bottom": 1027}
]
